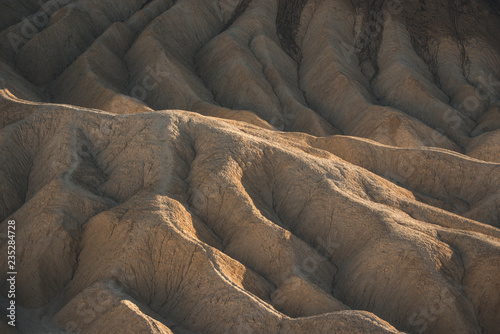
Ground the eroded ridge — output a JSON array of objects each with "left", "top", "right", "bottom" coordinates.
[
  {"left": 0, "top": 0, "right": 499, "bottom": 158},
  {"left": 0, "top": 92, "right": 499, "bottom": 333},
  {"left": 0, "top": 0, "right": 500, "bottom": 333}
]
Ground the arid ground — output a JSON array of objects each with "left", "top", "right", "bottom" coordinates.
[{"left": 0, "top": 0, "right": 500, "bottom": 333}]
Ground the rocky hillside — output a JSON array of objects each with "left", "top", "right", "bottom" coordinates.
[{"left": 0, "top": 0, "right": 499, "bottom": 333}]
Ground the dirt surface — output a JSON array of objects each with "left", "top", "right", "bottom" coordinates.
[{"left": 0, "top": 0, "right": 499, "bottom": 333}]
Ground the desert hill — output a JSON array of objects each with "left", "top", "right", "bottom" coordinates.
[{"left": 0, "top": 0, "right": 499, "bottom": 333}]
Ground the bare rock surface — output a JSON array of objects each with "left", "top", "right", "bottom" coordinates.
[{"left": 0, "top": 0, "right": 499, "bottom": 333}]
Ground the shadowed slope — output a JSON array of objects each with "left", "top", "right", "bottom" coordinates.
[
  {"left": 1, "top": 0, "right": 500, "bottom": 333},
  {"left": 0, "top": 0, "right": 499, "bottom": 157}
]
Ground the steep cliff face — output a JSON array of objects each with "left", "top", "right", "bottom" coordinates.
[{"left": 0, "top": 0, "right": 499, "bottom": 333}]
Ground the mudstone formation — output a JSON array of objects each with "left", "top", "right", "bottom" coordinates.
[{"left": 0, "top": 0, "right": 500, "bottom": 333}]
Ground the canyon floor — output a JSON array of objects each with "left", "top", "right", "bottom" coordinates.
[{"left": 0, "top": 0, "right": 500, "bottom": 333}]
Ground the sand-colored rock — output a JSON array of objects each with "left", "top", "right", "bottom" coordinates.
[{"left": 0, "top": 0, "right": 499, "bottom": 333}]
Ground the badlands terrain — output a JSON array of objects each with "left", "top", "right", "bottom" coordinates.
[{"left": 0, "top": 0, "right": 500, "bottom": 333}]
